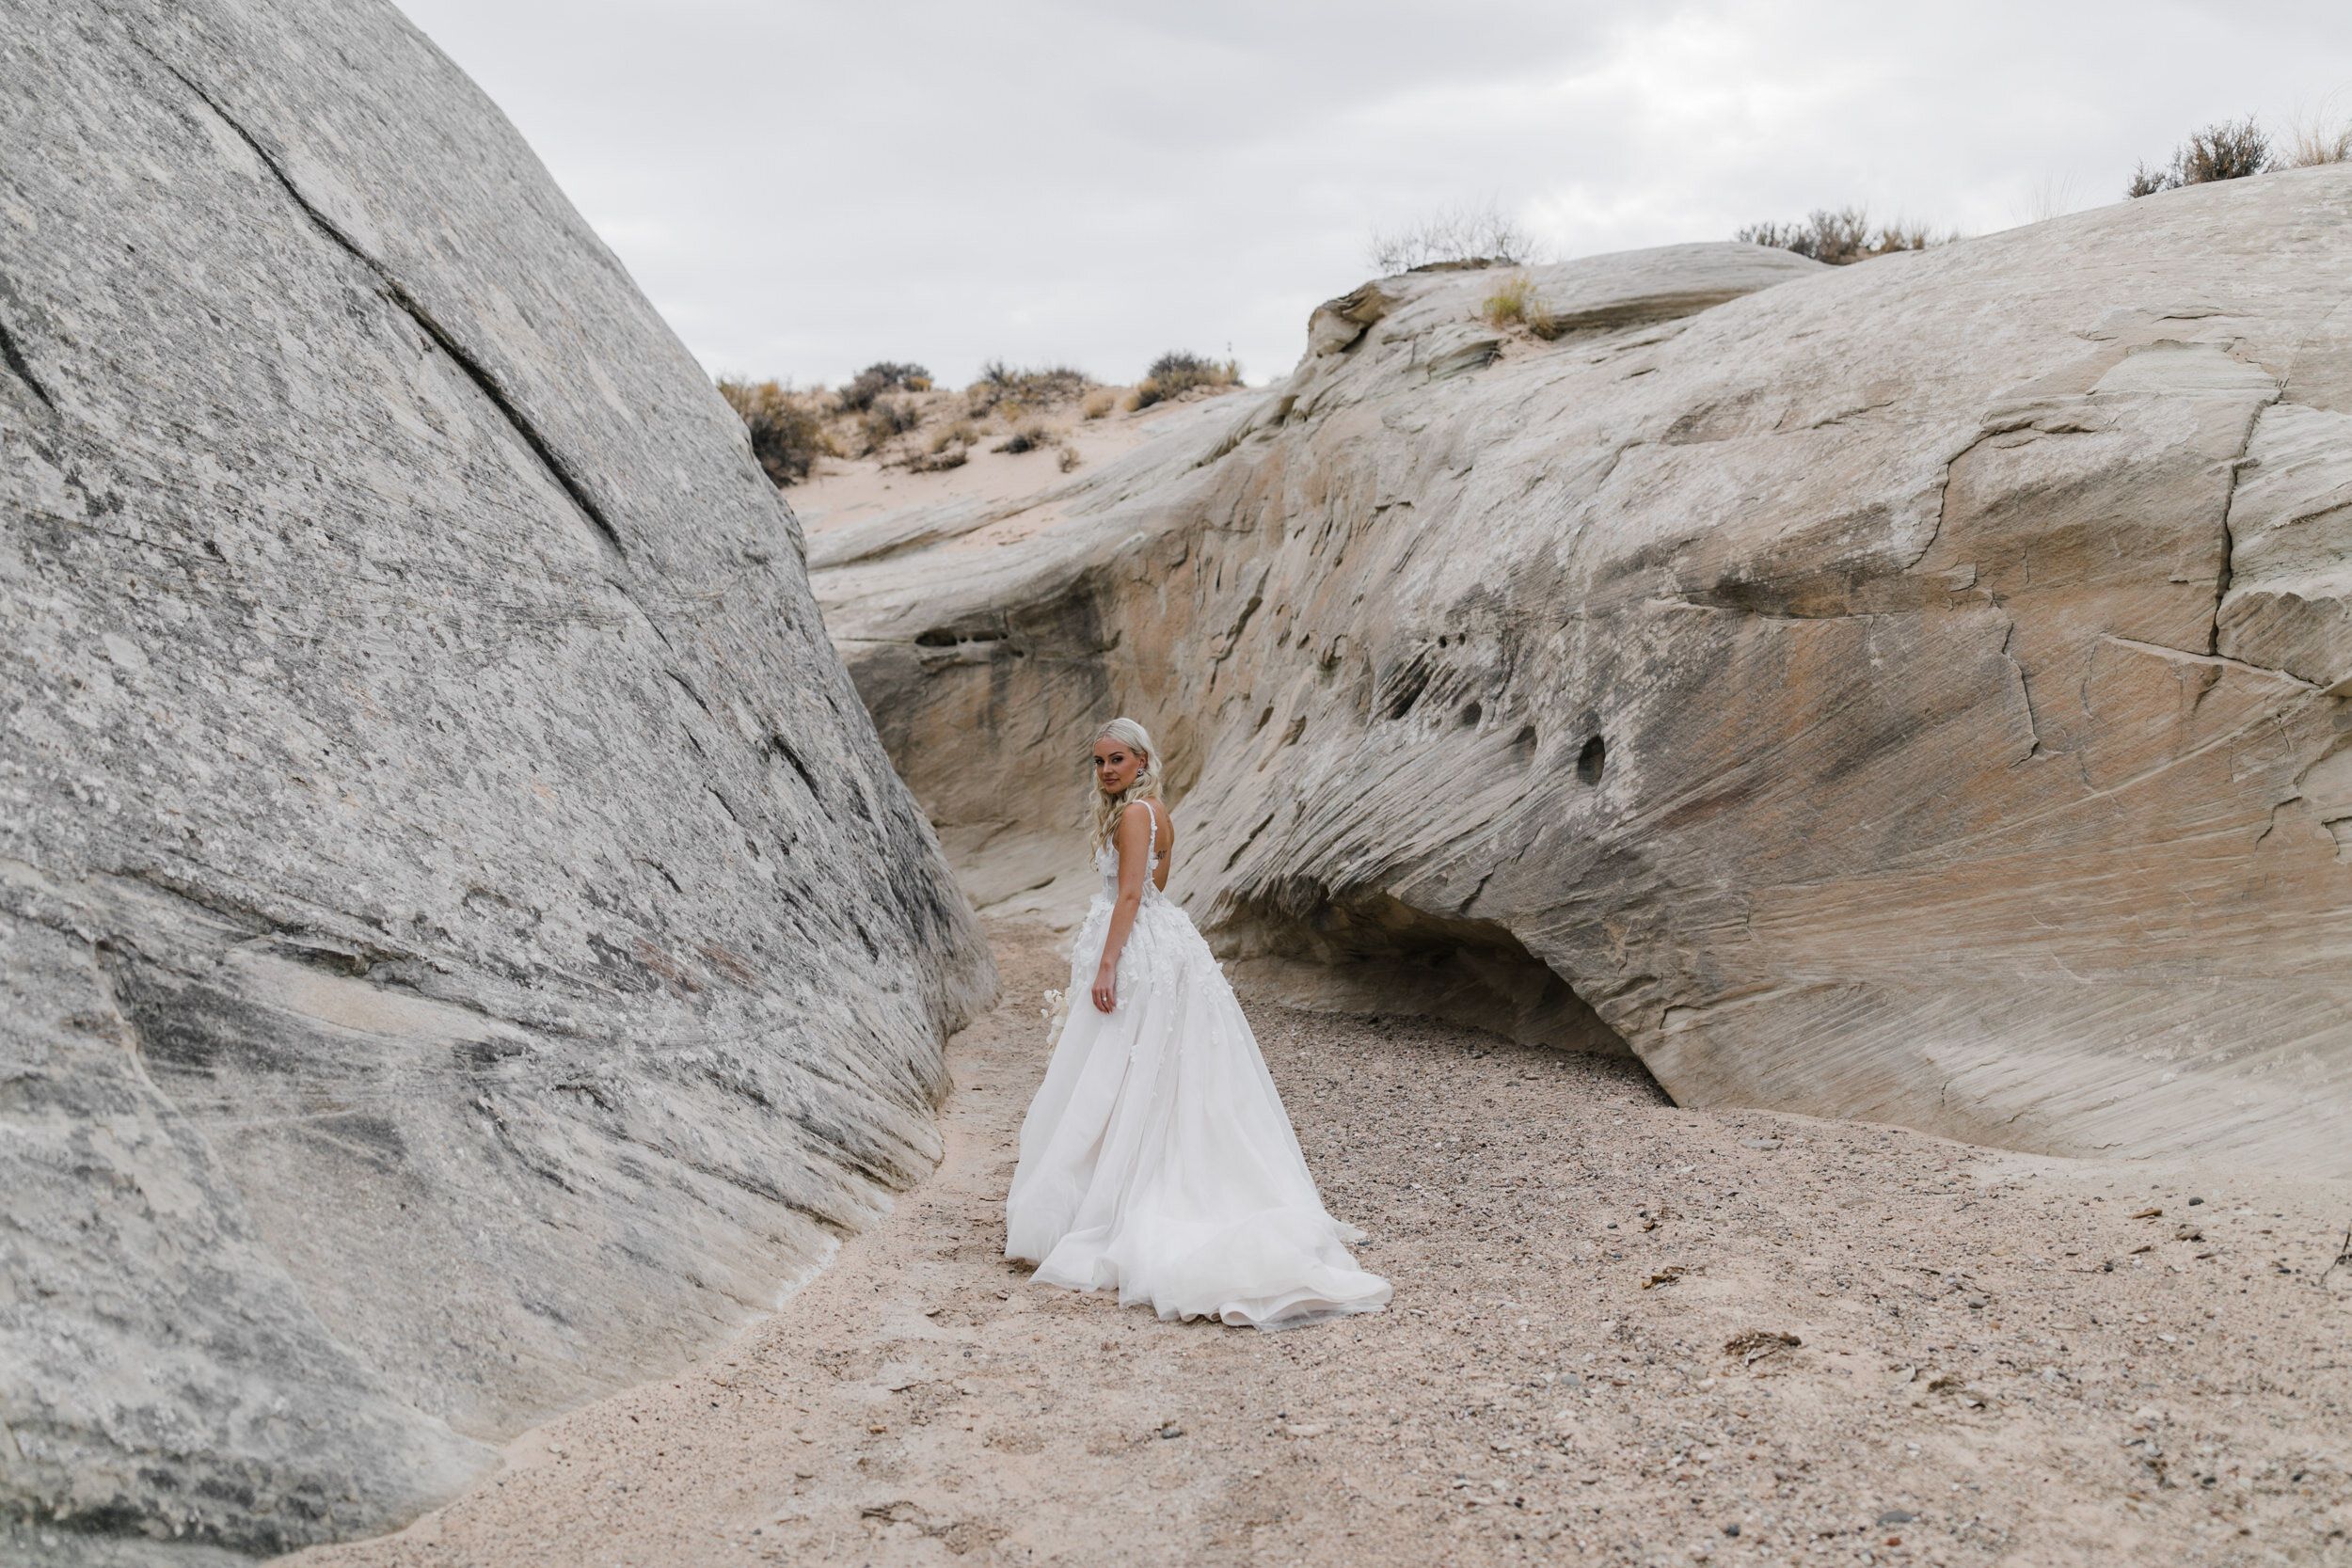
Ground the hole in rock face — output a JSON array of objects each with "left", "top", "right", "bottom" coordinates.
[
  {"left": 914, "top": 626, "right": 1006, "bottom": 648},
  {"left": 1458, "top": 701, "right": 1482, "bottom": 728},
  {"left": 1382, "top": 662, "right": 1430, "bottom": 721},
  {"left": 1577, "top": 735, "right": 1606, "bottom": 784}
]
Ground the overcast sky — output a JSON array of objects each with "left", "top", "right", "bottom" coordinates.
[{"left": 398, "top": 0, "right": 2352, "bottom": 391}]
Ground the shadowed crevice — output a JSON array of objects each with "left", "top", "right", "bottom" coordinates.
[
  {"left": 0, "top": 313, "right": 56, "bottom": 411},
  {"left": 1212, "top": 883, "right": 1642, "bottom": 1068}
]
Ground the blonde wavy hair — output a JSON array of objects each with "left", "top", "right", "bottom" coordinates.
[{"left": 1085, "top": 717, "right": 1164, "bottom": 857}]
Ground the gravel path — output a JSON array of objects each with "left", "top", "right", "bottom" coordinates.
[{"left": 298, "top": 922, "right": 2352, "bottom": 1568}]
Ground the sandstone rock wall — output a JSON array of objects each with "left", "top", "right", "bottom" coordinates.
[
  {"left": 818, "top": 173, "right": 2352, "bottom": 1179},
  {"left": 1, "top": 2, "right": 993, "bottom": 1559}
]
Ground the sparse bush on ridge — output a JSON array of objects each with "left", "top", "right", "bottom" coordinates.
[
  {"left": 2283, "top": 103, "right": 2352, "bottom": 167},
  {"left": 2180, "top": 118, "right": 2274, "bottom": 180},
  {"left": 903, "top": 446, "right": 967, "bottom": 473},
  {"left": 969, "top": 360, "right": 1090, "bottom": 412},
  {"left": 978, "top": 416, "right": 1084, "bottom": 472},
  {"left": 2128, "top": 117, "right": 2276, "bottom": 197},
  {"left": 1129, "top": 351, "right": 1241, "bottom": 411},
  {"left": 723, "top": 351, "right": 1235, "bottom": 481},
  {"left": 2287, "top": 122, "right": 2352, "bottom": 166},
  {"left": 857, "top": 395, "right": 921, "bottom": 454},
  {"left": 1736, "top": 207, "right": 1947, "bottom": 265},
  {"left": 717, "top": 376, "right": 834, "bottom": 487},
  {"left": 894, "top": 414, "right": 977, "bottom": 472},
  {"left": 993, "top": 421, "right": 1057, "bottom": 455},
  {"left": 836, "top": 360, "right": 931, "bottom": 412},
  {"left": 1482, "top": 272, "right": 1560, "bottom": 340},
  {"left": 1369, "top": 201, "right": 1535, "bottom": 275},
  {"left": 2126, "top": 109, "right": 2350, "bottom": 192}
]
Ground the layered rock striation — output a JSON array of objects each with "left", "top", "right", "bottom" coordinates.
[
  {"left": 818, "top": 172, "right": 2352, "bottom": 1179},
  {"left": 2, "top": 2, "right": 993, "bottom": 1559}
]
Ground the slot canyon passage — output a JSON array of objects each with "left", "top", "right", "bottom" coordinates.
[
  {"left": 7, "top": 3, "right": 2352, "bottom": 1564},
  {"left": 295, "top": 182, "right": 2352, "bottom": 1565}
]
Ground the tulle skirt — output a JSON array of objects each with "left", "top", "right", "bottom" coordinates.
[{"left": 1004, "top": 892, "right": 1391, "bottom": 1329}]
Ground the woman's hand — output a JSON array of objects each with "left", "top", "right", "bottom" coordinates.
[{"left": 1091, "top": 963, "right": 1117, "bottom": 1013}]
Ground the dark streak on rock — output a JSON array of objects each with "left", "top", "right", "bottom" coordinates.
[
  {"left": 144, "top": 49, "right": 629, "bottom": 562},
  {"left": 0, "top": 312, "right": 56, "bottom": 410}
]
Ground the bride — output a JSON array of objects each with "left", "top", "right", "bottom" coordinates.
[{"left": 1004, "top": 717, "right": 1391, "bottom": 1329}]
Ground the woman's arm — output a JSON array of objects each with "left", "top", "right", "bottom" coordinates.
[{"left": 1091, "top": 802, "right": 1152, "bottom": 1012}]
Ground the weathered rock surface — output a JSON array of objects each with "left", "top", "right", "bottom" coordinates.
[
  {"left": 1, "top": 2, "right": 993, "bottom": 1560},
  {"left": 817, "top": 171, "right": 2352, "bottom": 1179}
]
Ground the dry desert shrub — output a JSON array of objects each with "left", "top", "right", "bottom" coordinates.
[
  {"left": 716, "top": 376, "right": 834, "bottom": 486},
  {"left": 1368, "top": 200, "right": 1535, "bottom": 274},
  {"left": 897, "top": 420, "right": 977, "bottom": 472},
  {"left": 1735, "top": 207, "right": 1946, "bottom": 264},
  {"left": 1081, "top": 388, "right": 1117, "bottom": 420},
  {"left": 1128, "top": 351, "right": 1241, "bottom": 411},
  {"left": 857, "top": 395, "right": 922, "bottom": 454},
  {"left": 836, "top": 360, "right": 931, "bottom": 412},
  {"left": 1482, "top": 272, "right": 1560, "bottom": 340},
  {"left": 2282, "top": 103, "right": 2352, "bottom": 166},
  {"left": 993, "top": 421, "right": 1063, "bottom": 455},
  {"left": 968, "top": 360, "right": 1090, "bottom": 413},
  {"left": 1058, "top": 445, "right": 1081, "bottom": 472},
  {"left": 2127, "top": 117, "right": 2275, "bottom": 197}
]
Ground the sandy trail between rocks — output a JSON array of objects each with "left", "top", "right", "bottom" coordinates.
[{"left": 300, "top": 923, "right": 2352, "bottom": 1568}]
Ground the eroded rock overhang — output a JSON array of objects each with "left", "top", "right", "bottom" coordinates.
[{"left": 818, "top": 182, "right": 2352, "bottom": 1180}]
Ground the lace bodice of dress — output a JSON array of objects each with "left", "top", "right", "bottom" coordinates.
[{"left": 1093, "top": 803, "right": 1165, "bottom": 900}]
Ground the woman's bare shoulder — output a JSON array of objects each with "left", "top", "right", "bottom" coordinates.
[{"left": 1118, "top": 798, "right": 1171, "bottom": 843}]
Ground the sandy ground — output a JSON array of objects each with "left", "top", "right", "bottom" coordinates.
[{"left": 299, "top": 922, "right": 2352, "bottom": 1568}]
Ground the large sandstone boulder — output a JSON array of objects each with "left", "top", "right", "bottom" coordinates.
[
  {"left": 818, "top": 169, "right": 2352, "bottom": 1180},
  {"left": 1, "top": 2, "right": 993, "bottom": 1560}
]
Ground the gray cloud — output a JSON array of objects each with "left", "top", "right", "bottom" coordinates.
[{"left": 398, "top": 0, "right": 2352, "bottom": 389}]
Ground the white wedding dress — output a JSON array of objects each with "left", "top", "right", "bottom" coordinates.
[{"left": 1004, "top": 806, "right": 1391, "bottom": 1329}]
